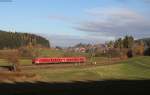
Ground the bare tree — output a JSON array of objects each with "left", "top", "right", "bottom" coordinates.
[{"left": 6, "top": 50, "right": 21, "bottom": 72}]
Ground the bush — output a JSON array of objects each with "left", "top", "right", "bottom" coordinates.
[
  {"left": 127, "top": 50, "right": 133, "bottom": 58},
  {"left": 144, "top": 48, "right": 150, "bottom": 56},
  {"left": 6, "top": 50, "right": 21, "bottom": 72},
  {"left": 18, "top": 46, "right": 40, "bottom": 59},
  {"left": 18, "top": 47, "right": 33, "bottom": 58},
  {"left": 106, "top": 49, "right": 121, "bottom": 57}
]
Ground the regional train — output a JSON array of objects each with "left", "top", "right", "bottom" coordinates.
[{"left": 32, "top": 57, "right": 86, "bottom": 65}]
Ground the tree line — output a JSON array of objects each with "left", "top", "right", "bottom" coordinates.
[
  {"left": 106, "top": 36, "right": 150, "bottom": 58},
  {"left": 139, "top": 38, "right": 150, "bottom": 56},
  {"left": 107, "top": 36, "right": 134, "bottom": 49},
  {"left": 0, "top": 30, "right": 50, "bottom": 49}
]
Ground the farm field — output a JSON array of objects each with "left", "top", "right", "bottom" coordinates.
[
  {"left": 0, "top": 56, "right": 150, "bottom": 95},
  {"left": 0, "top": 49, "right": 108, "bottom": 67},
  {"left": 26, "top": 56, "right": 150, "bottom": 82},
  {"left": 0, "top": 54, "right": 150, "bottom": 82},
  {"left": 0, "top": 50, "right": 150, "bottom": 95}
]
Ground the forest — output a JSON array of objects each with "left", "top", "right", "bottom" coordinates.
[{"left": 0, "top": 30, "right": 50, "bottom": 49}]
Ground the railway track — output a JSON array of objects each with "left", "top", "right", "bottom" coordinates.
[
  {"left": 0, "top": 64, "right": 89, "bottom": 71},
  {"left": 20, "top": 63, "right": 92, "bottom": 70},
  {"left": 0, "top": 59, "right": 124, "bottom": 71}
]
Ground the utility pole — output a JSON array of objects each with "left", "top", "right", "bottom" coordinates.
[{"left": 90, "top": 47, "right": 96, "bottom": 64}]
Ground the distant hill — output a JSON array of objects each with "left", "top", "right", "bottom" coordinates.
[
  {"left": 0, "top": 30, "right": 50, "bottom": 49},
  {"left": 138, "top": 38, "right": 150, "bottom": 47}
]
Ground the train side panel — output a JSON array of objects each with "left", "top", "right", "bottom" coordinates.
[{"left": 32, "top": 57, "right": 86, "bottom": 64}]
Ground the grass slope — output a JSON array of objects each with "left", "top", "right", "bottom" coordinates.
[
  {"left": 0, "top": 56, "right": 150, "bottom": 94},
  {"left": 0, "top": 55, "right": 150, "bottom": 82},
  {"left": 0, "top": 49, "right": 89, "bottom": 66},
  {"left": 27, "top": 56, "right": 150, "bottom": 82}
]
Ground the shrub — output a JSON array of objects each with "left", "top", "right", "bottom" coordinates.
[
  {"left": 18, "top": 47, "right": 33, "bottom": 58},
  {"left": 18, "top": 46, "right": 40, "bottom": 59},
  {"left": 6, "top": 50, "right": 21, "bottom": 72},
  {"left": 127, "top": 50, "right": 133, "bottom": 58},
  {"left": 144, "top": 48, "right": 150, "bottom": 56}
]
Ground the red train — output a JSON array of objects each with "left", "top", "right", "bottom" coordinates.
[{"left": 32, "top": 57, "right": 86, "bottom": 64}]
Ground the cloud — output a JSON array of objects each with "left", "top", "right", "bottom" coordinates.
[
  {"left": 143, "top": 0, "right": 150, "bottom": 3},
  {"left": 74, "top": 8, "right": 150, "bottom": 39},
  {"left": 138, "top": 0, "right": 150, "bottom": 3},
  {"left": 116, "top": 0, "right": 150, "bottom": 3},
  {"left": 47, "top": 7, "right": 150, "bottom": 46},
  {"left": 86, "top": 7, "right": 142, "bottom": 19}
]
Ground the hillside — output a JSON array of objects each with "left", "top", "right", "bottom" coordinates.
[
  {"left": 0, "top": 56, "right": 150, "bottom": 82},
  {"left": 0, "top": 30, "right": 50, "bottom": 49},
  {"left": 24, "top": 56, "right": 150, "bottom": 82},
  {"left": 138, "top": 38, "right": 150, "bottom": 47}
]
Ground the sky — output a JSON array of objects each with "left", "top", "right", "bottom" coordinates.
[{"left": 0, "top": 0, "right": 150, "bottom": 47}]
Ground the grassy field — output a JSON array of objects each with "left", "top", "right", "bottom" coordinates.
[
  {"left": 0, "top": 49, "right": 89, "bottom": 66},
  {"left": 25, "top": 56, "right": 150, "bottom": 82},
  {"left": 38, "top": 49, "right": 64, "bottom": 57},
  {"left": 0, "top": 55, "right": 150, "bottom": 94},
  {"left": 37, "top": 49, "right": 89, "bottom": 58},
  {"left": 0, "top": 59, "right": 32, "bottom": 66},
  {"left": 0, "top": 49, "right": 150, "bottom": 82}
]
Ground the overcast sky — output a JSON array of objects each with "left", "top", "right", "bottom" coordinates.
[{"left": 0, "top": 0, "right": 150, "bottom": 47}]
